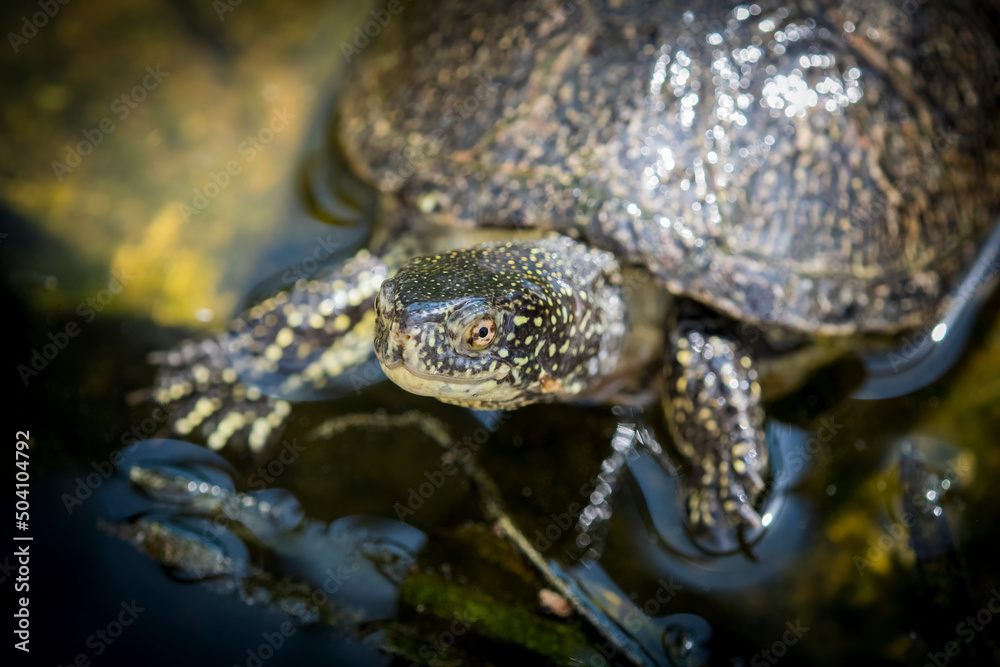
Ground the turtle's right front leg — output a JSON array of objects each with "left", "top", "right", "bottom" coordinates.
[
  {"left": 150, "top": 247, "right": 398, "bottom": 453},
  {"left": 663, "top": 327, "right": 770, "bottom": 542}
]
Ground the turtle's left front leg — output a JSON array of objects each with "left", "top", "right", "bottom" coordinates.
[{"left": 664, "top": 326, "right": 769, "bottom": 540}]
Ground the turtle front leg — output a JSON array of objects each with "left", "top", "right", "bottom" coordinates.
[
  {"left": 664, "top": 327, "right": 769, "bottom": 541},
  {"left": 150, "top": 248, "right": 394, "bottom": 454}
]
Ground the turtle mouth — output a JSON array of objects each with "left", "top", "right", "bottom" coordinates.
[
  {"left": 375, "top": 328, "right": 520, "bottom": 406},
  {"left": 374, "top": 326, "right": 510, "bottom": 393},
  {"left": 380, "top": 358, "right": 499, "bottom": 386}
]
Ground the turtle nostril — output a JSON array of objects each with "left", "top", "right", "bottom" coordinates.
[{"left": 394, "top": 330, "right": 412, "bottom": 343}]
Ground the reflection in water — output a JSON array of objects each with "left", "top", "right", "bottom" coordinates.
[
  {"left": 101, "top": 439, "right": 426, "bottom": 629},
  {"left": 615, "top": 420, "right": 810, "bottom": 587},
  {"left": 855, "top": 219, "right": 1000, "bottom": 399},
  {"left": 551, "top": 560, "right": 713, "bottom": 667},
  {"left": 894, "top": 438, "right": 972, "bottom": 608}
]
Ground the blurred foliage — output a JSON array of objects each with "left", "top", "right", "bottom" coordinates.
[{"left": 1, "top": 0, "right": 368, "bottom": 326}]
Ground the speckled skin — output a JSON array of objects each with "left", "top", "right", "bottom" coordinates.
[
  {"left": 152, "top": 0, "right": 1000, "bottom": 537},
  {"left": 375, "top": 237, "right": 625, "bottom": 409},
  {"left": 151, "top": 249, "right": 391, "bottom": 451},
  {"left": 666, "top": 309, "right": 768, "bottom": 532}
]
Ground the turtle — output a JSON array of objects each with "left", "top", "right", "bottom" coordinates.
[{"left": 150, "top": 0, "right": 1000, "bottom": 540}]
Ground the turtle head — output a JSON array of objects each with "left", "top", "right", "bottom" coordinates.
[{"left": 373, "top": 238, "right": 626, "bottom": 409}]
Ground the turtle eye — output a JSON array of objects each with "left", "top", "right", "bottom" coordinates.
[{"left": 466, "top": 318, "right": 497, "bottom": 349}]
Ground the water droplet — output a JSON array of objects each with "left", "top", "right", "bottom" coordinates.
[{"left": 662, "top": 614, "right": 712, "bottom": 666}]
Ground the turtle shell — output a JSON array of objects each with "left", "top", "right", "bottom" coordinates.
[{"left": 337, "top": 0, "right": 1000, "bottom": 334}]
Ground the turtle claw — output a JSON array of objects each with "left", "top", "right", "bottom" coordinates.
[{"left": 685, "top": 479, "right": 763, "bottom": 535}]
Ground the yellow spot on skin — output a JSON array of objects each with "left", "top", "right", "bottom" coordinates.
[
  {"left": 559, "top": 340, "right": 570, "bottom": 354},
  {"left": 275, "top": 327, "right": 294, "bottom": 348},
  {"left": 506, "top": 332, "right": 516, "bottom": 341},
  {"left": 534, "top": 317, "right": 543, "bottom": 326},
  {"left": 207, "top": 432, "right": 227, "bottom": 450},
  {"left": 513, "top": 315, "right": 528, "bottom": 325},
  {"left": 548, "top": 343, "right": 556, "bottom": 356},
  {"left": 333, "top": 314, "right": 352, "bottom": 332},
  {"left": 498, "top": 349, "right": 509, "bottom": 358}
]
